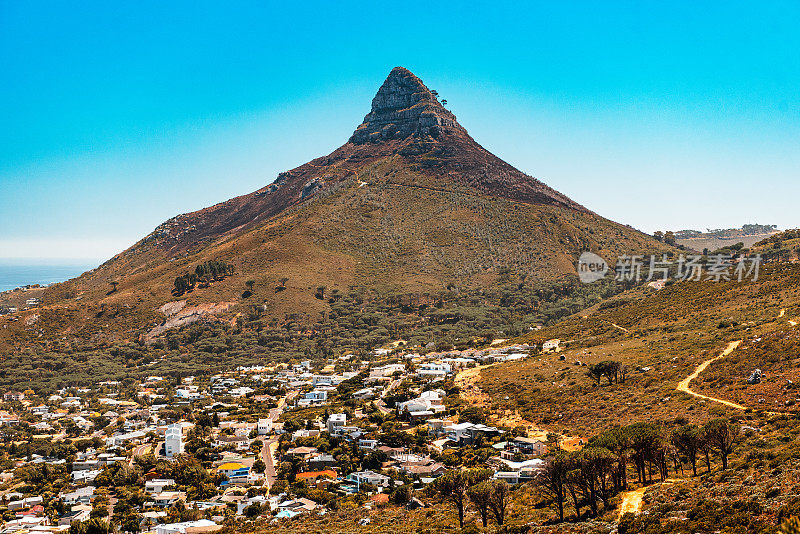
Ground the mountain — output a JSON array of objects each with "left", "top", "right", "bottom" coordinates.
[
  {"left": 12, "top": 67, "right": 671, "bottom": 345},
  {"left": 127, "top": 67, "right": 584, "bottom": 257}
]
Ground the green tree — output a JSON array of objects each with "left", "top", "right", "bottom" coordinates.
[
  {"left": 782, "top": 516, "right": 800, "bottom": 534},
  {"left": 488, "top": 480, "right": 510, "bottom": 526},
  {"left": 672, "top": 424, "right": 701, "bottom": 476},
  {"left": 467, "top": 480, "right": 492, "bottom": 528},
  {"left": 536, "top": 453, "right": 569, "bottom": 522},
  {"left": 703, "top": 418, "right": 740, "bottom": 470}
]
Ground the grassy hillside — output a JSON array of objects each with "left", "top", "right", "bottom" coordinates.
[{"left": 476, "top": 264, "right": 800, "bottom": 435}]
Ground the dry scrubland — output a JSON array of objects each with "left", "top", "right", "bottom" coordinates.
[{"left": 479, "top": 263, "right": 800, "bottom": 434}]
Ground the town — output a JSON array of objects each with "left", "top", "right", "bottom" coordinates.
[{"left": 0, "top": 340, "right": 564, "bottom": 533}]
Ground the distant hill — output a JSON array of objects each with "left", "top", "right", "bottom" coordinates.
[
  {"left": 750, "top": 228, "right": 800, "bottom": 261},
  {"left": 673, "top": 224, "right": 780, "bottom": 252},
  {"left": 1, "top": 67, "right": 671, "bottom": 349}
]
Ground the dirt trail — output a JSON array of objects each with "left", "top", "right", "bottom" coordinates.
[
  {"left": 454, "top": 364, "right": 577, "bottom": 442},
  {"left": 676, "top": 340, "right": 746, "bottom": 409},
  {"left": 618, "top": 486, "right": 647, "bottom": 518},
  {"left": 675, "top": 307, "right": 799, "bottom": 410},
  {"left": 454, "top": 364, "right": 496, "bottom": 408},
  {"left": 610, "top": 323, "right": 630, "bottom": 333}
]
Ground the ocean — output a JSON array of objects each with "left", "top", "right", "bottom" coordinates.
[{"left": 0, "top": 262, "right": 97, "bottom": 292}]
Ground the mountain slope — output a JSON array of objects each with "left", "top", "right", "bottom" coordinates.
[{"left": 11, "top": 67, "right": 671, "bottom": 344}]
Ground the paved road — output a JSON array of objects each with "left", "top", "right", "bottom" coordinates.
[
  {"left": 262, "top": 437, "right": 279, "bottom": 488},
  {"left": 374, "top": 379, "right": 399, "bottom": 415},
  {"left": 260, "top": 390, "right": 297, "bottom": 488},
  {"left": 129, "top": 443, "right": 152, "bottom": 465}
]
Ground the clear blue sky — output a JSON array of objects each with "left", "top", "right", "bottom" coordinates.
[{"left": 2, "top": 1, "right": 798, "bottom": 262}]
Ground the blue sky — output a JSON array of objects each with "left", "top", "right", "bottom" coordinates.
[{"left": 2, "top": 1, "right": 799, "bottom": 262}]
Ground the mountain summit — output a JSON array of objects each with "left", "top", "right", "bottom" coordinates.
[{"left": 350, "top": 67, "right": 465, "bottom": 143}]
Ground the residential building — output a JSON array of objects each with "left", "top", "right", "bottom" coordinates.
[
  {"left": 164, "top": 424, "right": 184, "bottom": 458},
  {"left": 327, "top": 413, "right": 346, "bottom": 434}
]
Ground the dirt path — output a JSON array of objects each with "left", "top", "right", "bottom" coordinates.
[
  {"left": 454, "top": 364, "right": 576, "bottom": 442},
  {"left": 610, "top": 323, "right": 630, "bottom": 333},
  {"left": 618, "top": 486, "right": 647, "bottom": 518},
  {"left": 677, "top": 305, "right": 798, "bottom": 410},
  {"left": 454, "top": 364, "right": 497, "bottom": 408},
  {"left": 676, "top": 340, "right": 746, "bottom": 409}
]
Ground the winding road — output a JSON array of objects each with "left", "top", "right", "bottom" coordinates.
[{"left": 374, "top": 379, "right": 400, "bottom": 415}]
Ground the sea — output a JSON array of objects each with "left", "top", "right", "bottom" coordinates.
[{"left": 0, "top": 262, "right": 98, "bottom": 292}]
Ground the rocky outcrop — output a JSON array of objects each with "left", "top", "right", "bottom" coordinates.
[{"left": 349, "top": 67, "right": 466, "bottom": 144}]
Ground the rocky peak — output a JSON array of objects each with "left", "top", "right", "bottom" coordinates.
[{"left": 349, "top": 67, "right": 465, "bottom": 144}]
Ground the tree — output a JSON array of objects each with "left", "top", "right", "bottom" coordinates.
[
  {"left": 587, "top": 365, "right": 604, "bottom": 385},
  {"left": 536, "top": 453, "right": 569, "bottom": 522},
  {"left": 391, "top": 484, "right": 412, "bottom": 505},
  {"left": 253, "top": 458, "right": 266, "bottom": 473},
  {"left": 577, "top": 447, "right": 616, "bottom": 514},
  {"left": 703, "top": 418, "right": 740, "bottom": 470},
  {"left": 698, "top": 427, "right": 713, "bottom": 473},
  {"left": 435, "top": 469, "right": 491, "bottom": 529},
  {"left": 488, "top": 480, "right": 510, "bottom": 526},
  {"left": 435, "top": 470, "right": 471, "bottom": 529},
  {"left": 467, "top": 480, "right": 492, "bottom": 528},
  {"left": 672, "top": 424, "right": 701, "bottom": 476},
  {"left": 587, "top": 361, "right": 624, "bottom": 386},
  {"left": 70, "top": 519, "right": 109, "bottom": 534},
  {"left": 782, "top": 516, "right": 800, "bottom": 534},
  {"left": 626, "top": 422, "right": 664, "bottom": 484},
  {"left": 664, "top": 231, "right": 677, "bottom": 246}
]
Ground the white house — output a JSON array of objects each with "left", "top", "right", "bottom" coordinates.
[
  {"left": 327, "top": 413, "right": 346, "bottom": 434},
  {"left": 62, "top": 487, "right": 94, "bottom": 505},
  {"left": 164, "top": 424, "right": 184, "bottom": 458},
  {"left": 299, "top": 390, "right": 327, "bottom": 406},
  {"left": 397, "top": 389, "right": 446, "bottom": 416},
  {"left": 257, "top": 418, "right": 272, "bottom": 435},
  {"left": 347, "top": 470, "right": 390, "bottom": 488},
  {"left": 542, "top": 339, "right": 561, "bottom": 352},
  {"left": 155, "top": 519, "right": 220, "bottom": 534},
  {"left": 417, "top": 363, "right": 451, "bottom": 378},
  {"left": 146, "top": 479, "right": 175, "bottom": 494}
]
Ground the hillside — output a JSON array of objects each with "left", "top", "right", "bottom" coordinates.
[
  {"left": 470, "top": 263, "right": 800, "bottom": 435},
  {"left": 0, "top": 67, "right": 670, "bottom": 352}
]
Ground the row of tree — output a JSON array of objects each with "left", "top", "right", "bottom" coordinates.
[
  {"left": 537, "top": 418, "right": 741, "bottom": 522},
  {"left": 586, "top": 360, "right": 628, "bottom": 385},
  {"left": 433, "top": 468, "right": 511, "bottom": 529},
  {"left": 173, "top": 260, "right": 234, "bottom": 295}
]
